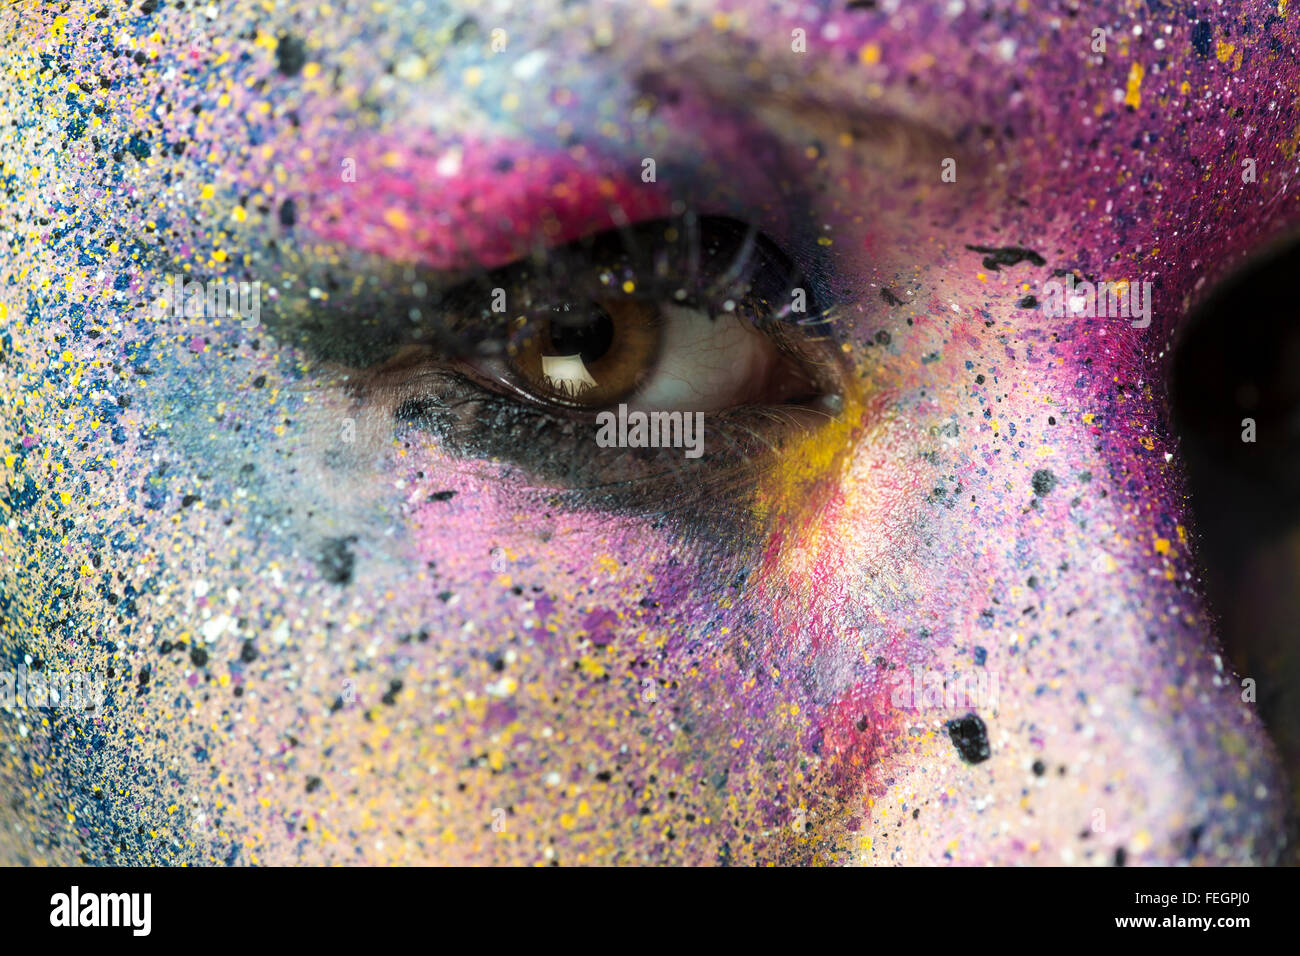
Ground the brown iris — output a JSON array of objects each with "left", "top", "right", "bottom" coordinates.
[{"left": 508, "top": 299, "right": 661, "bottom": 407}]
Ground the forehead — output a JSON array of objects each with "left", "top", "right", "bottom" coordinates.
[{"left": 33, "top": 0, "right": 1297, "bottom": 275}]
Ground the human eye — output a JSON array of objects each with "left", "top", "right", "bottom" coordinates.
[
  {"left": 457, "top": 215, "right": 830, "bottom": 415},
  {"left": 336, "top": 213, "right": 847, "bottom": 496}
]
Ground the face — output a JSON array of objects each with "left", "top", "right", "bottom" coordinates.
[{"left": 1, "top": 0, "right": 1295, "bottom": 866}]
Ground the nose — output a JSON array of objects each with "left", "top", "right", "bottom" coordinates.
[
  {"left": 751, "top": 388, "right": 1288, "bottom": 865},
  {"left": 957, "top": 643, "right": 1289, "bottom": 865},
  {"left": 1087, "top": 662, "right": 1286, "bottom": 864}
]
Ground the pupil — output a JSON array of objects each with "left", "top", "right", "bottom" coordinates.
[{"left": 549, "top": 304, "right": 614, "bottom": 364}]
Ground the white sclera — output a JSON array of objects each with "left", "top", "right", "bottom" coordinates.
[{"left": 629, "top": 305, "right": 776, "bottom": 412}]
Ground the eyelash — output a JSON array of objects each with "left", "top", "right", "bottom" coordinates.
[{"left": 450, "top": 216, "right": 830, "bottom": 341}]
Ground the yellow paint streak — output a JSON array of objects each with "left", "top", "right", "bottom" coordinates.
[
  {"left": 1123, "top": 62, "right": 1145, "bottom": 109},
  {"left": 752, "top": 389, "right": 868, "bottom": 524}
]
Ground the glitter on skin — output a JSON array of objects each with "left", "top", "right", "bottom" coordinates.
[{"left": 0, "top": 0, "right": 1295, "bottom": 866}]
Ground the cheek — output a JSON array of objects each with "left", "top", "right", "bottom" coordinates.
[{"left": 395, "top": 452, "right": 909, "bottom": 862}]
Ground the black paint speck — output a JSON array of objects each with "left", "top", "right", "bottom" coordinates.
[
  {"left": 1032, "top": 759, "right": 1046, "bottom": 776},
  {"left": 965, "top": 244, "right": 1046, "bottom": 272},
  {"left": 1032, "top": 469, "right": 1057, "bottom": 496},
  {"left": 275, "top": 34, "right": 307, "bottom": 77},
  {"left": 1191, "top": 21, "right": 1212, "bottom": 58},
  {"left": 451, "top": 16, "right": 481, "bottom": 43},
  {"left": 945, "top": 713, "right": 991, "bottom": 764},
  {"left": 381, "top": 679, "right": 403, "bottom": 706},
  {"left": 318, "top": 535, "right": 358, "bottom": 586}
]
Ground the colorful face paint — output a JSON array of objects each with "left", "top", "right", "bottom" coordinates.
[{"left": 0, "top": 0, "right": 1296, "bottom": 866}]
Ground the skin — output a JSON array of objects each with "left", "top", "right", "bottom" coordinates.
[{"left": 0, "top": 0, "right": 1296, "bottom": 865}]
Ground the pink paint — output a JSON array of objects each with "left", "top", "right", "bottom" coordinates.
[{"left": 301, "top": 134, "right": 673, "bottom": 270}]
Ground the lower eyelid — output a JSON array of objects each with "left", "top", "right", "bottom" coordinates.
[{"left": 337, "top": 338, "right": 839, "bottom": 466}]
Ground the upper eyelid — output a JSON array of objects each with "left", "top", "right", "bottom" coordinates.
[
  {"left": 411, "top": 217, "right": 820, "bottom": 342},
  {"left": 631, "top": 47, "right": 966, "bottom": 172}
]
